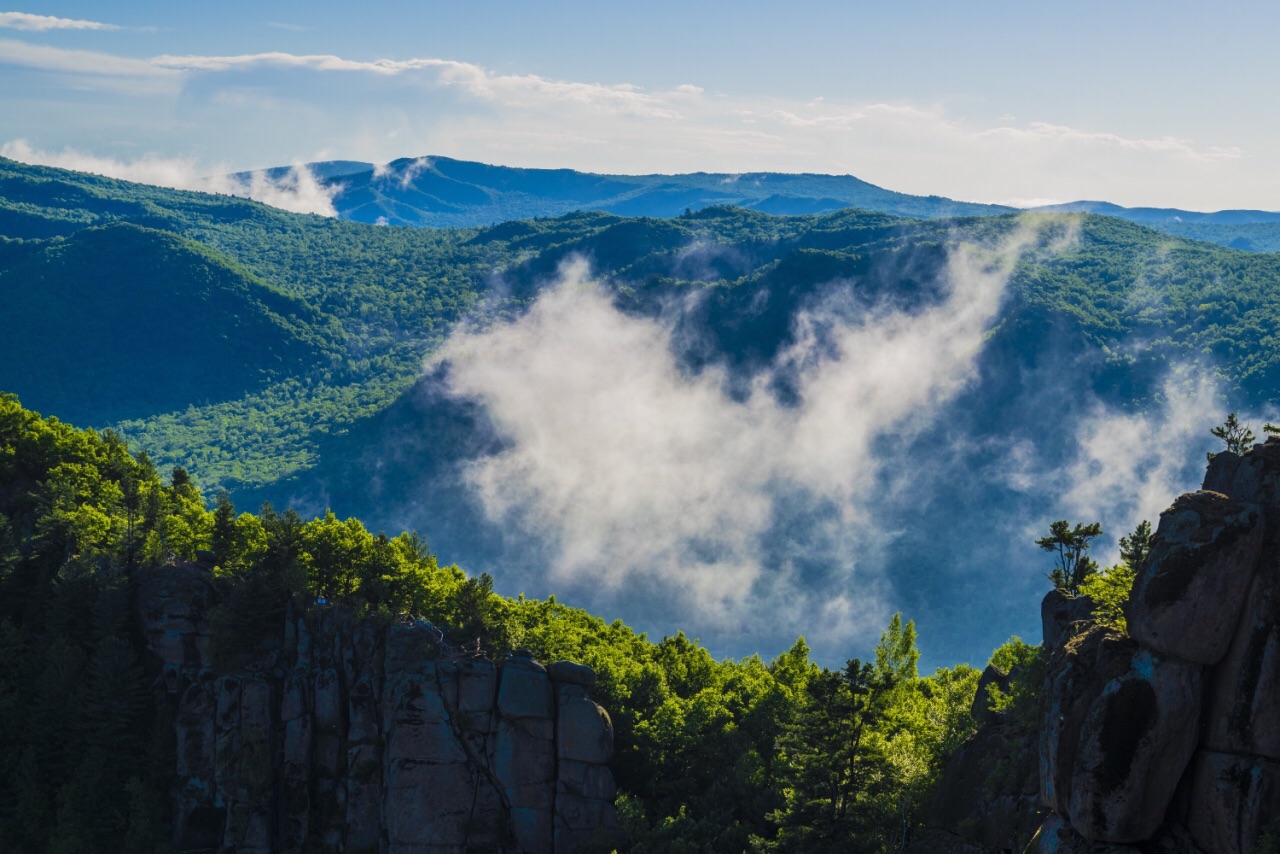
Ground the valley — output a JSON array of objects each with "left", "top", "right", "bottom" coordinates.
[{"left": 4, "top": 156, "right": 1279, "bottom": 668}]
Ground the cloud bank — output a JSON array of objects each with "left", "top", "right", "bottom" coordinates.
[
  {"left": 433, "top": 219, "right": 1075, "bottom": 651},
  {"left": 1, "top": 140, "right": 339, "bottom": 216}
]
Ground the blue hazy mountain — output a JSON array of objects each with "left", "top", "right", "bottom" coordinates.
[
  {"left": 240, "top": 155, "right": 1015, "bottom": 226},
  {"left": 1030, "top": 200, "right": 1280, "bottom": 224},
  {"left": 241, "top": 156, "right": 1280, "bottom": 250}
]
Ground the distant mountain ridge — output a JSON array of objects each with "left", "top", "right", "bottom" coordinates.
[
  {"left": 238, "top": 156, "right": 1280, "bottom": 250},
  {"left": 1032, "top": 200, "right": 1280, "bottom": 224},
  {"left": 238, "top": 155, "right": 1015, "bottom": 227}
]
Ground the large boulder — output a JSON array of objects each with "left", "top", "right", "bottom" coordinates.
[
  {"left": 1040, "top": 627, "right": 1203, "bottom": 842},
  {"left": 1065, "top": 649, "right": 1202, "bottom": 842},
  {"left": 1201, "top": 441, "right": 1278, "bottom": 503},
  {"left": 549, "top": 659, "right": 598, "bottom": 688},
  {"left": 499, "top": 655, "right": 555, "bottom": 721},
  {"left": 557, "top": 683, "right": 614, "bottom": 765},
  {"left": 1127, "top": 491, "right": 1264, "bottom": 665},
  {"left": 1040, "top": 628, "right": 1136, "bottom": 814}
]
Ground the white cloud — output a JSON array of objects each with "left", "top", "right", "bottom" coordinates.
[
  {"left": 1060, "top": 377, "right": 1219, "bottom": 541},
  {"left": 0, "top": 37, "right": 169, "bottom": 77},
  {"left": 148, "top": 51, "right": 681, "bottom": 118},
  {"left": 433, "top": 217, "right": 1076, "bottom": 649},
  {"left": 1, "top": 140, "right": 340, "bottom": 216},
  {"left": 978, "top": 121, "right": 1243, "bottom": 163},
  {"left": 1006, "top": 372, "right": 1231, "bottom": 564},
  {"left": 0, "top": 11, "right": 118, "bottom": 31}
]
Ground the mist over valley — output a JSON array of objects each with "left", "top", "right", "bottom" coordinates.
[{"left": 2, "top": 155, "right": 1273, "bottom": 668}]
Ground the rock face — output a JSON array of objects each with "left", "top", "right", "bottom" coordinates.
[
  {"left": 136, "top": 585, "right": 623, "bottom": 854},
  {"left": 1126, "top": 491, "right": 1264, "bottom": 664},
  {"left": 1041, "top": 588, "right": 1095, "bottom": 652},
  {"left": 1034, "top": 438, "right": 1280, "bottom": 853}
]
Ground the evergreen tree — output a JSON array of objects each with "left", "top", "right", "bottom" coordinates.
[{"left": 1037, "top": 520, "right": 1103, "bottom": 594}]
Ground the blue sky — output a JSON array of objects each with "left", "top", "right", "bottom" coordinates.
[{"left": 2, "top": 1, "right": 1277, "bottom": 209}]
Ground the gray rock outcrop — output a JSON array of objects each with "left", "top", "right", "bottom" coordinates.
[
  {"left": 1126, "top": 491, "right": 1264, "bottom": 664},
  {"left": 1034, "top": 437, "right": 1280, "bottom": 853},
  {"left": 137, "top": 584, "right": 623, "bottom": 854}
]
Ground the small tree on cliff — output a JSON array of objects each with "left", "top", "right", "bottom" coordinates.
[
  {"left": 1118, "top": 519, "right": 1152, "bottom": 571},
  {"left": 1210, "top": 413, "right": 1255, "bottom": 457},
  {"left": 1079, "top": 519, "right": 1150, "bottom": 635},
  {"left": 1037, "top": 520, "right": 1103, "bottom": 595}
]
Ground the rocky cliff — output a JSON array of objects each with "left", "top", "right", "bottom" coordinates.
[
  {"left": 910, "top": 438, "right": 1280, "bottom": 854},
  {"left": 1035, "top": 438, "right": 1280, "bottom": 852},
  {"left": 136, "top": 567, "right": 622, "bottom": 854}
]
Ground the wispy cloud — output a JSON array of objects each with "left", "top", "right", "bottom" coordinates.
[
  {"left": 0, "top": 11, "right": 118, "bottom": 31},
  {"left": 978, "top": 121, "right": 1244, "bottom": 163},
  {"left": 1, "top": 140, "right": 340, "bottom": 216},
  {"left": 148, "top": 52, "right": 680, "bottom": 118},
  {"left": 0, "top": 37, "right": 169, "bottom": 77},
  {"left": 1004, "top": 371, "right": 1226, "bottom": 563},
  {"left": 432, "top": 218, "right": 1076, "bottom": 652}
]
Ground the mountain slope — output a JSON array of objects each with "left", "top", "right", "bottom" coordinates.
[{"left": 0, "top": 223, "right": 343, "bottom": 424}]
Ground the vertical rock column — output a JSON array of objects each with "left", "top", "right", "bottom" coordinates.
[
  {"left": 440, "top": 658, "right": 508, "bottom": 850},
  {"left": 492, "top": 652, "right": 558, "bottom": 853},
  {"left": 550, "top": 661, "right": 622, "bottom": 853},
  {"left": 381, "top": 625, "right": 478, "bottom": 852},
  {"left": 173, "top": 681, "right": 220, "bottom": 851},
  {"left": 213, "top": 675, "right": 276, "bottom": 853},
  {"left": 344, "top": 622, "right": 384, "bottom": 853},
  {"left": 278, "top": 669, "right": 312, "bottom": 852}
]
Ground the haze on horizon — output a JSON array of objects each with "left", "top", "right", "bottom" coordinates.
[{"left": 1, "top": 1, "right": 1278, "bottom": 212}]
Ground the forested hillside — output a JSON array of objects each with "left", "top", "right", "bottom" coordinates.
[
  {"left": 4, "top": 157, "right": 1280, "bottom": 665},
  {"left": 0, "top": 394, "right": 989, "bottom": 852}
]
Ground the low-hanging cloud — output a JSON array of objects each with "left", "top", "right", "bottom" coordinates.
[
  {"left": 1006, "top": 372, "right": 1236, "bottom": 564},
  {"left": 432, "top": 217, "right": 1077, "bottom": 652},
  {"left": 1, "top": 140, "right": 340, "bottom": 216}
]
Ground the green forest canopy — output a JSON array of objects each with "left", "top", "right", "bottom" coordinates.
[{"left": 0, "top": 392, "right": 1031, "bottom": 853}]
